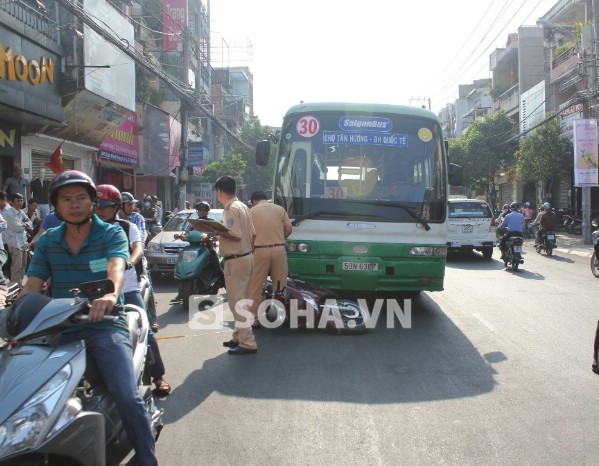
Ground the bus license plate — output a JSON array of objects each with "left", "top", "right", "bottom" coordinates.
[
  {"left": 513, "top": 246, "right": 522, "bottom": 253},
  {"left": 462, "top": 225, "right": 473, "bottom": 233},
  {"left": 342, "top": 262, "right": 378, "bottom": 271}
]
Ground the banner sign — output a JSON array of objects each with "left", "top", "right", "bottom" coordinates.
[
  {"left": 99, "top": 112, "right": 139, "bottom": 165},
  {"left": 188, "top": 142, "right": 204, "bottom": 167},
  {"left": 162, "top": 0, "right": 187, "bottom": 51},
  {"left": 573, "top": 119, "right": 599, "bottom": 187}
]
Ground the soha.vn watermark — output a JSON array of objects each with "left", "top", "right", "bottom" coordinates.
[{"left": 188, "top": 295, "right": 412, "bottom": 330}]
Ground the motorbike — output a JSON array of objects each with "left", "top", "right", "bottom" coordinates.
[
  {"left": 0, "top": 279, "right": 163, "bottom": 466},
  {"left": 591, "top": 230, "right": 599, "bottom": 278},
  {"left": 174, "top": 230, "right": 225, "bottom": 311},
  {"left": 503, "top": 234, "right": 524, "bottom": 270},
  {"left": 535, "top": 230, "right": 557, "bottom": 256},
  {"left": 260, "top": 275, "right": 369, "bottom": 335}
]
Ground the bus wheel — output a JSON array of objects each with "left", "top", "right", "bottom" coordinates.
[{"left": 482, "top": 247, "right": 493, "bottom": 259}]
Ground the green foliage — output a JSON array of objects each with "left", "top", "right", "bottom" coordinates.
[
  {"left": 229, "top": 116, "right": 277, "bottom": 195},
  {"left": 453, "top": 111, "right": 518, "bottom": 192},
  {"left": 514, "top": 115, "right": 573, "bottom": 183},
  {"left": 201, "top": 153, "right": 247, "bottom": 183},
  {"left": 135, "top": 65, "right": 162, "bottom": 106}
]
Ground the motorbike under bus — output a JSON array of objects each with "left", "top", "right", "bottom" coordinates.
[{"left": 256, "top": 102, "right": 462, "bottom": 295}]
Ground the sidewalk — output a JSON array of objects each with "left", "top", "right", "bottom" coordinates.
[{"left": 524, "top": 232, "right": 594, "bottom": 258}]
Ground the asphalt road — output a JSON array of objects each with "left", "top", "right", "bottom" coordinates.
[{"left": 150, "top": 243, "right": 599, "bottom": 465}]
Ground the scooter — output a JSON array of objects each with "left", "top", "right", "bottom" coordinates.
[
  {"left": 591, "top": 230, "right": 599, "bottom": 278},
  {"left": 260, "top": 275, "right": 369, "bottom": 335},
  {"left": 0, "top": 279, "right": 163, "bottom": 466},
  {"left": 536, "top": 230, "right": 557, "bottom": 256},
  {"left": 503, "top": 235, "right": 524, "bottom": 271},
  {"left": 174, "top": 230, "right": 225, "bottom": 311}
]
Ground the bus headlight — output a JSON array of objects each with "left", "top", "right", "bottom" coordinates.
[
  {"left": 410, "top": 247, "right": 447, "bottom": 257},
  {"left": 287, "top": 243, "right": 310, "bottom": 253}
]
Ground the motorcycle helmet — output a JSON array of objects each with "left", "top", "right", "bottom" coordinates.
[
  {"left": 510, "top": 202, "right": 519, "bottom": 210},
  {"left": 96, "top": 184, "right": 122, "bottom": 208},
  {"left": 195, "top": 201, "right": 210, "bottom": 212},
  {"left": 543, "top": 202, "right": 551, "bottom": 209},
  {"left": 121, "top": 192, "right": 138, "bottom": 204},
  {"left": 502, "top": 204, "right": 510, "bottom": 210},
  {"left": 525, "top": 202, "right": 530, "bottom": 207},
  {"left": 49, "top": 170, "right": 96, "bottom": 206}
]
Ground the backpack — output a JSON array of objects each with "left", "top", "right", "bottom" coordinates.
[{"left": 116, "top": 219, "right": 144, "bottom": 281}]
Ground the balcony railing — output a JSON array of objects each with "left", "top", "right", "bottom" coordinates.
[
  {"left": 494, "top": 83, "right": 519, "bottom": 114},
  {"left": 0, "top": 0, "right": 59, "bottom": 43},
  {"left": 551, "top": 47, "right": 579, "bottom": 82}
]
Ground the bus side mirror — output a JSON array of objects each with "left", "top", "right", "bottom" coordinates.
[
  {"left": 448, "top": 163, "right": 463, "bottom": 186},
  {"left": 256, "top": 140, "right": 270, "bottom": 166}
]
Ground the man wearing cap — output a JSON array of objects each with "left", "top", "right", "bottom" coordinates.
[
  {"left": 120, "top": 192, "right": 147, "bottom": 243},
  {"left": 247, "top": 191, "right": 292, "bottom": 328}
]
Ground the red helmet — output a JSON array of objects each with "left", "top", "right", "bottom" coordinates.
[
  {"left": 49, "top": 170, "right": 96, "bottom": 206},
  {"left": 96, "top": 184, "right": 122, "bottom": 208}
]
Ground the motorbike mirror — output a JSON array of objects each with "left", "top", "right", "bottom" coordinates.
[{"left": 79, "top": 279, "right": 115, "bottom": 299}]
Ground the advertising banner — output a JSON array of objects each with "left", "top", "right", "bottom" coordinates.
[
  {"left": 162, "top": 0, "right": 188, "bottom": 51},
  {"left": 188, "top": 142, "right": 204, "bottom": 167},
  {"left": 573, "top": 119, "right": 598, "bottom": 187},
  {"left": 141, "top": 105, "right": 180, "bottom": 177},
  {"left": 99, "top": 113, "right": 139, "bottom": 165}
]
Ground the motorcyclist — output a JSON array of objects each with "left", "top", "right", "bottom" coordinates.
[
  {"left": 96, "top": 184, "right": 170, "bottom": 396},
  {"left": 20, "top": 171, "right": 157, "bottom": 465},
  {"left": 499, "top": 202, "right": 525, "bottom": 260},
  {"left": 534, "top": 202, "right": 557, "bottom": 247},
  {"left": 141, "top": 195, "right": 160, "bottom": 239},
  {"left": 195, "top": 201, "right": 212, "bottom": 220}
]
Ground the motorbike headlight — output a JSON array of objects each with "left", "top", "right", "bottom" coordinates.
[
  {"left": 146, "top": 243, "right": 162, "bottom": 254},
  {"left": 0, "top": 364, "right": 72, "bottom": 459},
  {"left": 181, "top": 250, "right": 198, "bottom": 263}
]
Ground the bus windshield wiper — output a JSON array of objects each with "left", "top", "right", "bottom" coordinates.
[
  {"left": 290, "top": 210, "right": 382, "bottom": 226},
  {"left": 346, "top": 199, "right": 431, "bottom": 231}
]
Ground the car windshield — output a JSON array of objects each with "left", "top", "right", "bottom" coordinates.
[
  {"left": 163, "top": 211, "right": 224, "bottom": 232},
  {"left": 449, "top": 202, "right": 492, "bottom": 218}
]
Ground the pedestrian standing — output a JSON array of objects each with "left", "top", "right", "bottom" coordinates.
[
  {"left": 4, "top": 193, "right": 31, "bottom": 286},
  {"left": 214, "top": 176, "right": 257, "bottom": 355},
  {"left": 247, "top": 191, "right": 292, "bottom": 328}
]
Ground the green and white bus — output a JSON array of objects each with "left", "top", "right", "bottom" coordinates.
[{"left": 256, "top": 102, "right": 462, "bottom": 294}]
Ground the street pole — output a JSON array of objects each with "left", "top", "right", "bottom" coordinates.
[
  {"left": 584, "top": 0, "right": 599, "bottom": 244},
  {"left": 178, "top": 28, "right": 191, "bottom": 211}
]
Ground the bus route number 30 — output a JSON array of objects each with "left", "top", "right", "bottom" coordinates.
[{"left": 297, "top": 115, "right": 320, "bottom": 137}]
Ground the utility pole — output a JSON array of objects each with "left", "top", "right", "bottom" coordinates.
[
  {"left": 178, "top": 28, "right": 190, "bottom": 211},
  {"left": 584, "top": 0, "right": 599, "bottom": 244}
]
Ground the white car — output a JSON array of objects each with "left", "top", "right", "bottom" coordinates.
[
  {"left": 145, "top": 208, "right": 224, "bottom": 276},
  {"left": 447, "top": 198, "right": 496, "bottom": 259}
]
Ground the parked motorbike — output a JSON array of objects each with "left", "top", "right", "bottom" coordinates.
[
  {"left": 174, "top": 230, "right": 225, "bottom": 311},
  {"left": 260, "top": 275, "right": 369, "bottom": 335},
  {"left": 502, "top": 235, "right": 524, "bottom": 270},
  {"left": 591, "top": 230, "right": 599, "bottom": 278},
  {"left": 535, "top": 230, "right": 557, "bottom": 256},
  {"left": 0, "top": 279, "right": 163, "bottom": 465}
]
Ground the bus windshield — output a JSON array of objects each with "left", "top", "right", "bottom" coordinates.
[{"left": 274, "top": 110, "right": 447, "bottom": 223}]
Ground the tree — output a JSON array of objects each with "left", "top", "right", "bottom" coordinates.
[
  {"left": 200, "top": 153, "right": 246, "bottom": 184},
  {"left": 230, "top": 116, "right": 277, "bottom": 195},
  {"left": 514, "top": 115, "right": 573, "bottom": 195},
  {"left": 452, "top": 111, "right": 518, "bottom": 206}
]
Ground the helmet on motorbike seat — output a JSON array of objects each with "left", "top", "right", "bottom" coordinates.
[
  {"left": 121, "top": 192, "right": 138, "bottom": 204},
  {"left": 96, "top": 184, "right": 122, "bottom": 208},
  {"left": 49, "top": 170, "right": 96, "bottom": 206},
  {"left": 510, "top": 202, "right": 519, "bottom": 210},
  {"left": 543, "top": 202, "right": 551, "bottom": 209},
  {"left": 195, "top": 201, "right": 210, "bottom": 212},
  {"left": 502, "top": 204, "right": 510, "bottom": 210}
]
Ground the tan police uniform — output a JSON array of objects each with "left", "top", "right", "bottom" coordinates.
[
  {"left": 248, "top": 201, "right": 292, "bottom": 322},
  {"left": 219, "top": 197, "right": 256, "bottom": 350}
]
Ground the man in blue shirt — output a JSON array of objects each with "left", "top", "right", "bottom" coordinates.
[
  {"left": 499, "top": 202, "right": 525, "bottom": 260},
  {"left": 21, "top": 171, "right": 157, "bottom": 466}
]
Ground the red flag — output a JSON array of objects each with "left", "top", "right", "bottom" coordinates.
[{"left": 45, "top": 143, "right": 64, "bottom": 175}]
